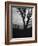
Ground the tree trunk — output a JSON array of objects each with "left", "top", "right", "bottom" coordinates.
[
  {"left": 22, "top": 17, "right": 25, "bottom": 29},
  {"left": 23, "top": 19, "right": 25, "bottom": 29},
  {"left": 25, "top": 18, "right": 30, "bottom": 28}
]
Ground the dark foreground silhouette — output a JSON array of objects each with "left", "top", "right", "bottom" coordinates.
[{"left": 12, "top": 27, "right": 32, "bottom": 38}]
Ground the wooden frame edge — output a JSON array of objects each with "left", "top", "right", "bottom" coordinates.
[{"left": 5, "top": 1, "right": 37, "bottom": 45}]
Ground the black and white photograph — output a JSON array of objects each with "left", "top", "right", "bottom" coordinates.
[
  {"left": 5, "top": 2, "right": 37, "bottom": 44},
  {"left": 11, "top": 7, "right": 32, "bottom": 38}
]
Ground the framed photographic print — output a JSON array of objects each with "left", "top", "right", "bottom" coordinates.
[{"left": 5, "top": 1, "right": 37, "bottom": 45}]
